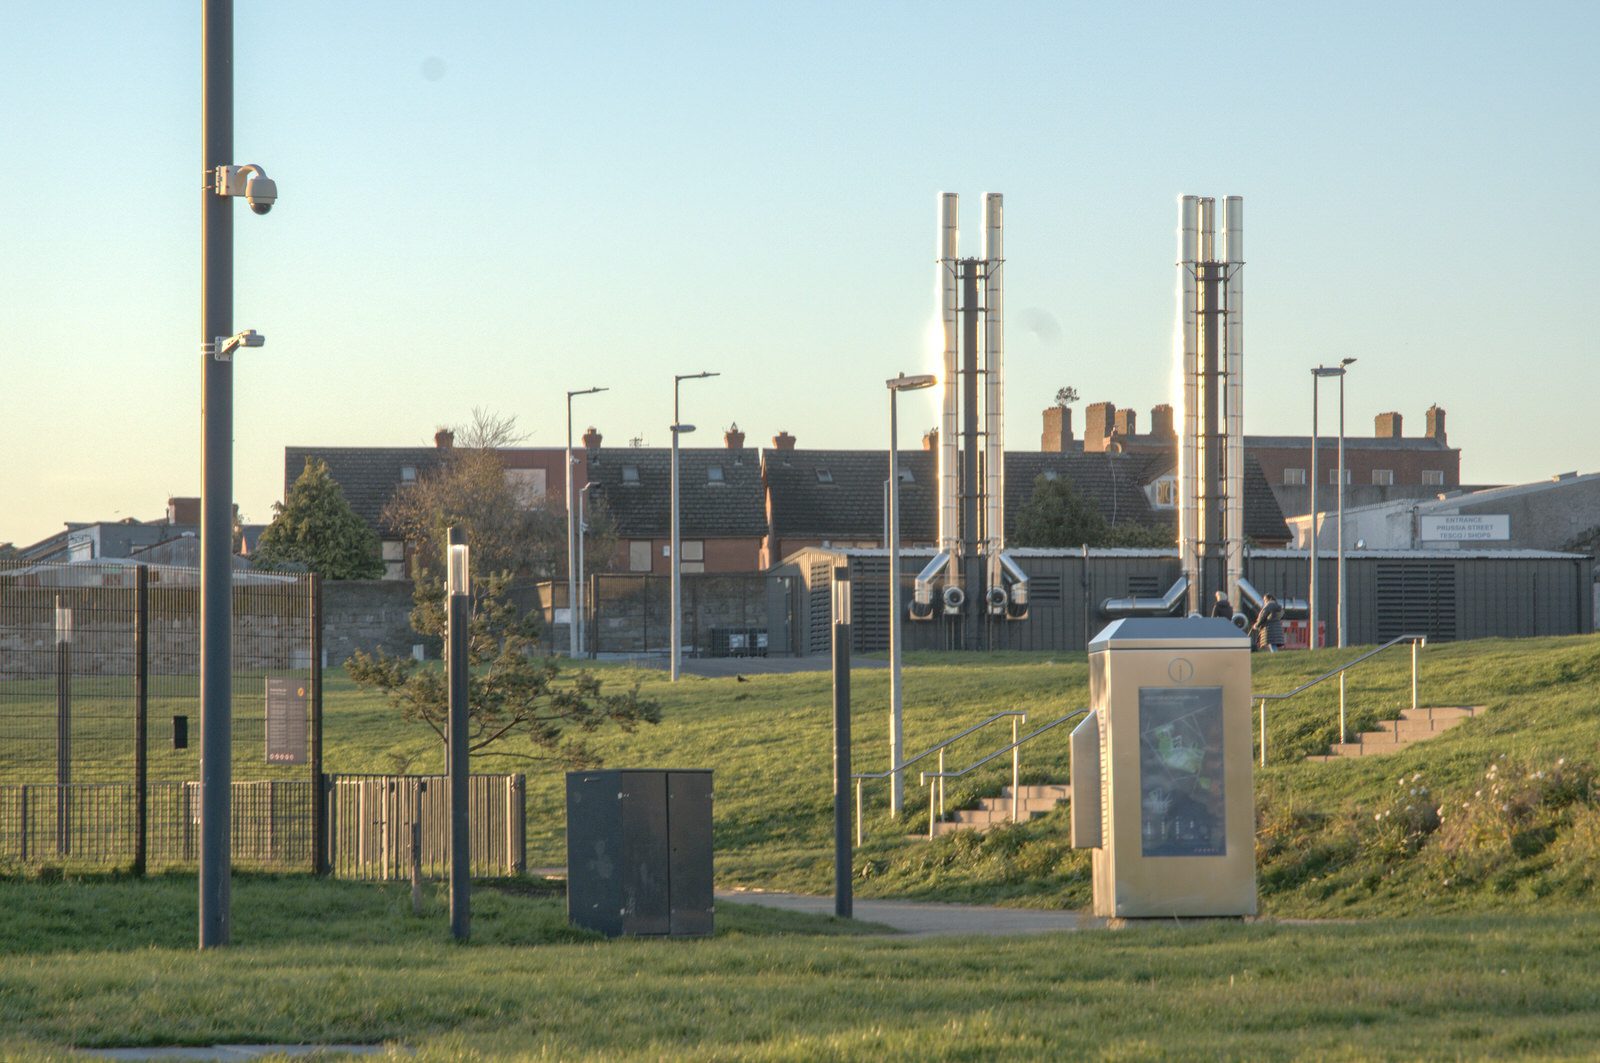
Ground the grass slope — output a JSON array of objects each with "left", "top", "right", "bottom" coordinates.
[{"left": 311, "top": 634, "right": 1600, "bottom": 918}]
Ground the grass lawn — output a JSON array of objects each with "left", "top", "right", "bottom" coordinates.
[
  {"left": 2, "top": 876, "right": 1600, "bottom": 1060},
  {"left": 315, "top": 633, "right": 1600, "bottom": 917}
]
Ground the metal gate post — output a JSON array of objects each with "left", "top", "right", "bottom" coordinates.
[
  {"left": 310, "top": 574, "right": 327, "bottom": 874},
  {"left": 135, "top": 565, "right": 149, "bottom": 876}
]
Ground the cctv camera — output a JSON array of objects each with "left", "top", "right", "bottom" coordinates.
[{"left": 245, "top": 173, "right": 277, "bottom": 215}]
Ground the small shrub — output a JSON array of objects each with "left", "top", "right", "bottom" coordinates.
[
  {"left": 1430, "top": 755, "right": 1598, "bottom": 888},
  {"left": 1368, "top": 771, "right": 1442, "bottom": 860}
]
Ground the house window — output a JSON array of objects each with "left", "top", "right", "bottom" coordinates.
[
  {"left": 504, "top": 468, "right": 547, "bottom": 508},
  {"left": 1282, "top": 468, "right": 1307, "bottom": 486},
  {"left": 897, "top": 468, "right": 914, "bottom": 483},
  {"left": 1329, "top": 469, "right": 1351, "bottom": 485},
  {"left": 681, "top": 540, "right": 705, "bottom": 574},
  {"left": 621, "top": 465, "right": 640, "bottom": 485},
  {"left": 1422, "top": 470, "right": 1445, "bottom": 485},
  {"left": 399, "top": 465, "right": 417, "bottom": 484},
  {"left": 1371, "top": 469, "right": 1395, "bottom": 486},
  {"left": 381, "top": 540, "right": 405, "bottom": 580},
  {"left": 1153, "top": 479, "right": 1177, "bottom": 507},
  {"left": 628, "top": 541, "right": 652, "bottom": 572},
  {"left": 816, "top": 469, "right": 834, "bottom": 484},
  {"left": 706, "top": 466, "right": 725, "bottom": 484},
  {"left": 1042, "top": 469, "right": 1059, "bottom": 482}
]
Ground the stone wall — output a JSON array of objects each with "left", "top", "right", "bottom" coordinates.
[{"left": 322, "top": 580, "right": 421, "bottom": 664}]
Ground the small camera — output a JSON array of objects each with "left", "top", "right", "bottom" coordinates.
[
  {"left": 245, "top": 173, "right": 277, "bottom": 215},
  {"left": 215, "top": 164, "right": 278, "bottom": 215}
]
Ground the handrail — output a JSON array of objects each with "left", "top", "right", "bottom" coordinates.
[
  {"left": 917, "top": 710, "right": 1088, "bottom": 839},
  {"left": 850, "top": 711, "right": 1026, "bottom": 845},
  {"left": 1255, "top": 634, "right": 1427, "bottom": 766}
]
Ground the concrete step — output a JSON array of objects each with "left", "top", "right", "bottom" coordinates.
[
  {"left": 973, "top": 796, "right": 1065, "bottom": 814},
  {"left": 1003, "top": 784, "right": 1071, "bottom": 800},
  {"left": 1308, "top": 706, "right": 1487, "bottom": 761},
  {"left": 948, "top": 807, "right": 1050, "bottom": 827}
]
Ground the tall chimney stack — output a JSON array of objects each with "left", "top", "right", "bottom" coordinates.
[
  {"left": 1114, "top": 408, "right": 1138, "bottom": 438},
  {"left": 724, "top": 423, "right": 746, "bottom": 449},
  {"left": 1375, "top": 412, "right": 1403, "bottom": 439},
  {"left": 1426, "top": 405, "right": 1447, "bottom": 443},
  {"left": 434, "top": 428, "right": 454, "bottom": 449},
  {"left": 1149, "top": 404, "right": 1176, "bottom": 439},
  {"left": 581, "top": 426, "right": 602, "bottom": 450},
  {"left": 1041, "top": 407, "right": 1074, "bottom": 452},
  {"left": 771, "top": 430, "right": 796, "bottom": 451},
  {"left": 1083, "top": 401, "right": 1116, "bottom": 453}
]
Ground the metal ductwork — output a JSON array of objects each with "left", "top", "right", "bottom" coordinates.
[
  {"left": 1236, "top": 576, "right": 1307, "bottom": 619},
  {"left": 1101, "top": 575, "right": 1189, "bottom": 619}
]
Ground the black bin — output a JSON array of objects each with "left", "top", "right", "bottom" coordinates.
[{"left": 565, "top": 769, "right": 713, "bottom": 937}]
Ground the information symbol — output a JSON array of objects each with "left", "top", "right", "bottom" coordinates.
[{"left": 1168, "top": 658, "right": 1194, "bottom": 683}]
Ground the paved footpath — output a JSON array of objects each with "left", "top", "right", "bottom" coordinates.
[{"left": 717, "top": 890, "right": 1096, "bottom": 936}]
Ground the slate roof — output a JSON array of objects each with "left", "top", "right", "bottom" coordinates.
[
  {"left": 1244, "top": 434, "right": 1456, "bottom": 452},
  {"left": 1133, "top": 452, "right": 1292, "bottom": 544},
  {"left": 283, "top": 447, "right": 442, "bottom": 537},
  {"left": 586, "top": 447, "right": 767, "bottom": 539},
  {"left": 765, "top": 449, "right": 1176, "bottom": 541}
]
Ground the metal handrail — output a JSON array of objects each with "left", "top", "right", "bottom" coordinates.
[
  {"left": 1255, "top": 633, "right": 1427, "bottom": 766},
  {"left": 917, "top": 710, "right": 1087, "bottom": 839},
  {"left": 850, "top": 711, "right": 1026, "bottom": 844}
]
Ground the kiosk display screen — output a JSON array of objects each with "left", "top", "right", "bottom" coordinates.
[{"left": 1138, "top": 686, "right": 1225, "bottom": 856}]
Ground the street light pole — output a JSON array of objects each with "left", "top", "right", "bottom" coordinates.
[
  {"left": 578, "top": 482, "right": 595, "bottom": 658},
  {"left": 671, "top": 372, "right": 719, "bottom": 682},
  {"left": 1336, "top": 357, "right": 1355, "bottom": 649},
  {"left": 446, "top": 527, "right": 471, "bottom": 942},
  {"left": 566, "top": 387, "right": 607, "bottom": 660},
  {"left": 885, "top": 372, "right": 936, "bottom": 816},
  {"left": 1309, "top": 373, "right": 1319, "bottom": 651}
]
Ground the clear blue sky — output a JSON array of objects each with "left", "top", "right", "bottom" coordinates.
[{"left": 3, "top": 2, "right": 1596, "bottom": 547}]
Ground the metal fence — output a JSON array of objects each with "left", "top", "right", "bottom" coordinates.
[
  {"left": 527, "top": 572, "right": 791, "bottom": 657},
  {"left": 326, "top": 773, "right": 526, "bottom": 880},
  {"left": 0, "top": 560, "right": 322, "bottom": 871}
]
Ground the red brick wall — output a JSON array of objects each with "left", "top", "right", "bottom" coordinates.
[{"left": 1250, "top": 445, "right": 1460, "bottom": 488}]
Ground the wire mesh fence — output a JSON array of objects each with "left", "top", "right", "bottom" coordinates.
[
  {"left": 524, "top": 572, "right": 788, "bottom": 657},
  {"left": 0, "top": 560, "right": 321, "bottom": 872}
]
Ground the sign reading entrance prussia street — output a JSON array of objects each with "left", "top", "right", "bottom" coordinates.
[
  {"left": 265, "top": 676, "right": 309, "bottom": 764},
  {"left": 1419, "top": 514, "right": 1510, "bottom": 541}
]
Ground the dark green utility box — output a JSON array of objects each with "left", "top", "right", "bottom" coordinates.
[{"left": 565, "top": 769, "right": 713, "bottom": 937}]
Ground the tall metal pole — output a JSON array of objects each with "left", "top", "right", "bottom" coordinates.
[
  {"left": 887, "top": 389, "right": 904, "bottom": 815},
  {"left": 577, "top": 484, "right": 588, "bottom": 658},
  {"left": 1308, "top": 375, "right": 1319, "bottom": 651},
  {"left": 566, "top": 387, "right": 605, "bottom": 660},
  {"left": 310, "top": 573, "right": 327, "bottom": 874},
  {"left": 1337, "top": 370, "right": 1348, "bottom": 649},
  {"left": 670, "top": 372, "right": 717, "bottom": 682},
  {"left": 831, "top": 566, "right": 852, "bottom": 919},
  {"left": 134, "top": 566, "right": 149, "bottom": 877},
  {"left": 447, "top": 527, "right": 471, "bottom": 941},
  {"left": 670, "top": 387, "right": 682, "bottom": 681},
  {"left": 199, "top": 0, "right": 235, "bottom": 949}
]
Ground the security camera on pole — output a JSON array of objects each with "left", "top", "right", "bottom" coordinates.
[{"left": 200, "top": 0, "right": 277, "bottom": 949}]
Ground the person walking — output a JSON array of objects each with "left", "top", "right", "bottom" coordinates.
[
  {"left": 1250, "top": 593, "right": 1286, "bottom": 652},
  {"left": 1209, "top": 590, "right": 1233, "bottom": 621}
]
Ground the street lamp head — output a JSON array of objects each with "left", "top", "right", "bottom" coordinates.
[
  {"left": 1312, "top": 365, "right": 1345, "bottom": 378},
  {"left": 568, "top": 386, "right": 609, "bottom": 399},
  {"left": 676, "top": 371, "right": 720, "bottom": 384},
  {"left": 887, "top": 372, "right": 938, "bottom": 392},
  {"left": 212, "top": 329, "right": 265, "bottom": 361},
  {"left": 671, "top": 423, "right": 696, "bottom": 434},
  {"left": 1340, "top": 357, "right": 1357, "bottom": 368}
]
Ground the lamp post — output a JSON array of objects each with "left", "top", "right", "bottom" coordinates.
[
  {"left": 200, "top": 0, "right": 277, "bottom": 949},
  {"left": 885, "top": 372, "right": 937, "bottom": 816},
  {"left": 1336, "top": 358, "right": 1355, "bottom": 648},
  {"left": 566, "top": 387, "right": 607, "bottom": 659},
  {"left": 671, "top": 372, "right": 719, "bottom": 682},
  {"left": 446, "top": 527, "right": 471, "bottom": 941},
  {"left": 1312, "top": 362, "right": 1354, "bottom": 650},
  {"left": 578, "top": 481, "right": 596, "bottom": 658}
]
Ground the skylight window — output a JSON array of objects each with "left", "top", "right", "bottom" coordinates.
[
  {"left": 707, "top": 466, "right": 725, "bottom": 484},
  {"left": 621, "top": 465, "right": 640, "bottom": 485},
  {"left": 816, "top": 469, "right": 834, "bottom": 484}
]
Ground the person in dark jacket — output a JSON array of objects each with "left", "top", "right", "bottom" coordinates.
[
  {"left": 1250, "top": 593, "right": 1286, "bottom": 652},
  {"left": 1209, "top": 591, "right": 1233, "bottom": 621}
]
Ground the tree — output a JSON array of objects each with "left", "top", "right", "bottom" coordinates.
[
  {"left": 1010, "top": 474, "right": 1175, "bottom": 549},
  {"left": 254, "top": 458, "right": 384, "bottom": 578},
  {"left": 345, "top": 571, "right": 659, "bottom": 768},
  {"left": 1054, "top": 386, "right": 1080, "bottom": 408}
]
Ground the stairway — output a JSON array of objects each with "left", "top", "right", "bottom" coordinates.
[
  {"left": 1305, "top": 706, "right": 1486, "bottom": 761},
  {"left": 928, "top": 784, "right": 1070, "bottom": 837}
]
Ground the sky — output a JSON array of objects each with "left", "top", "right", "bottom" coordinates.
[{"left": 2, "top": 1, "right": 1597, "bottom": 547}]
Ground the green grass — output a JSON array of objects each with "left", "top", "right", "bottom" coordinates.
[
  {"left": 313, "top": 635, "right": 1600, "bottom": 917},
  {"left": 2, "top": 878, "right": 1600, "bottom": 1060}
]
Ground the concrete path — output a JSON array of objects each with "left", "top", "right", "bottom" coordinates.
[
  {"left": 634, "top": 656, "right": 886, "bottom": 677},
  {"left": 717, "top": 890, "right": 1094, "bottom": 936}
]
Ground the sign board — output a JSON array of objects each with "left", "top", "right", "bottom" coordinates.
[
  {"left": 1138, "top": 687, "right": 1226, "bottom": 857},
  {"left": 265, "top": 677, "right": 308, "bottom": 764},
  {"left": 1419, "top": 514, "right": 1510, "bottom": 541},
  {"left": 1282, "top": 620, "right": 1328, "bottom": 650}
]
